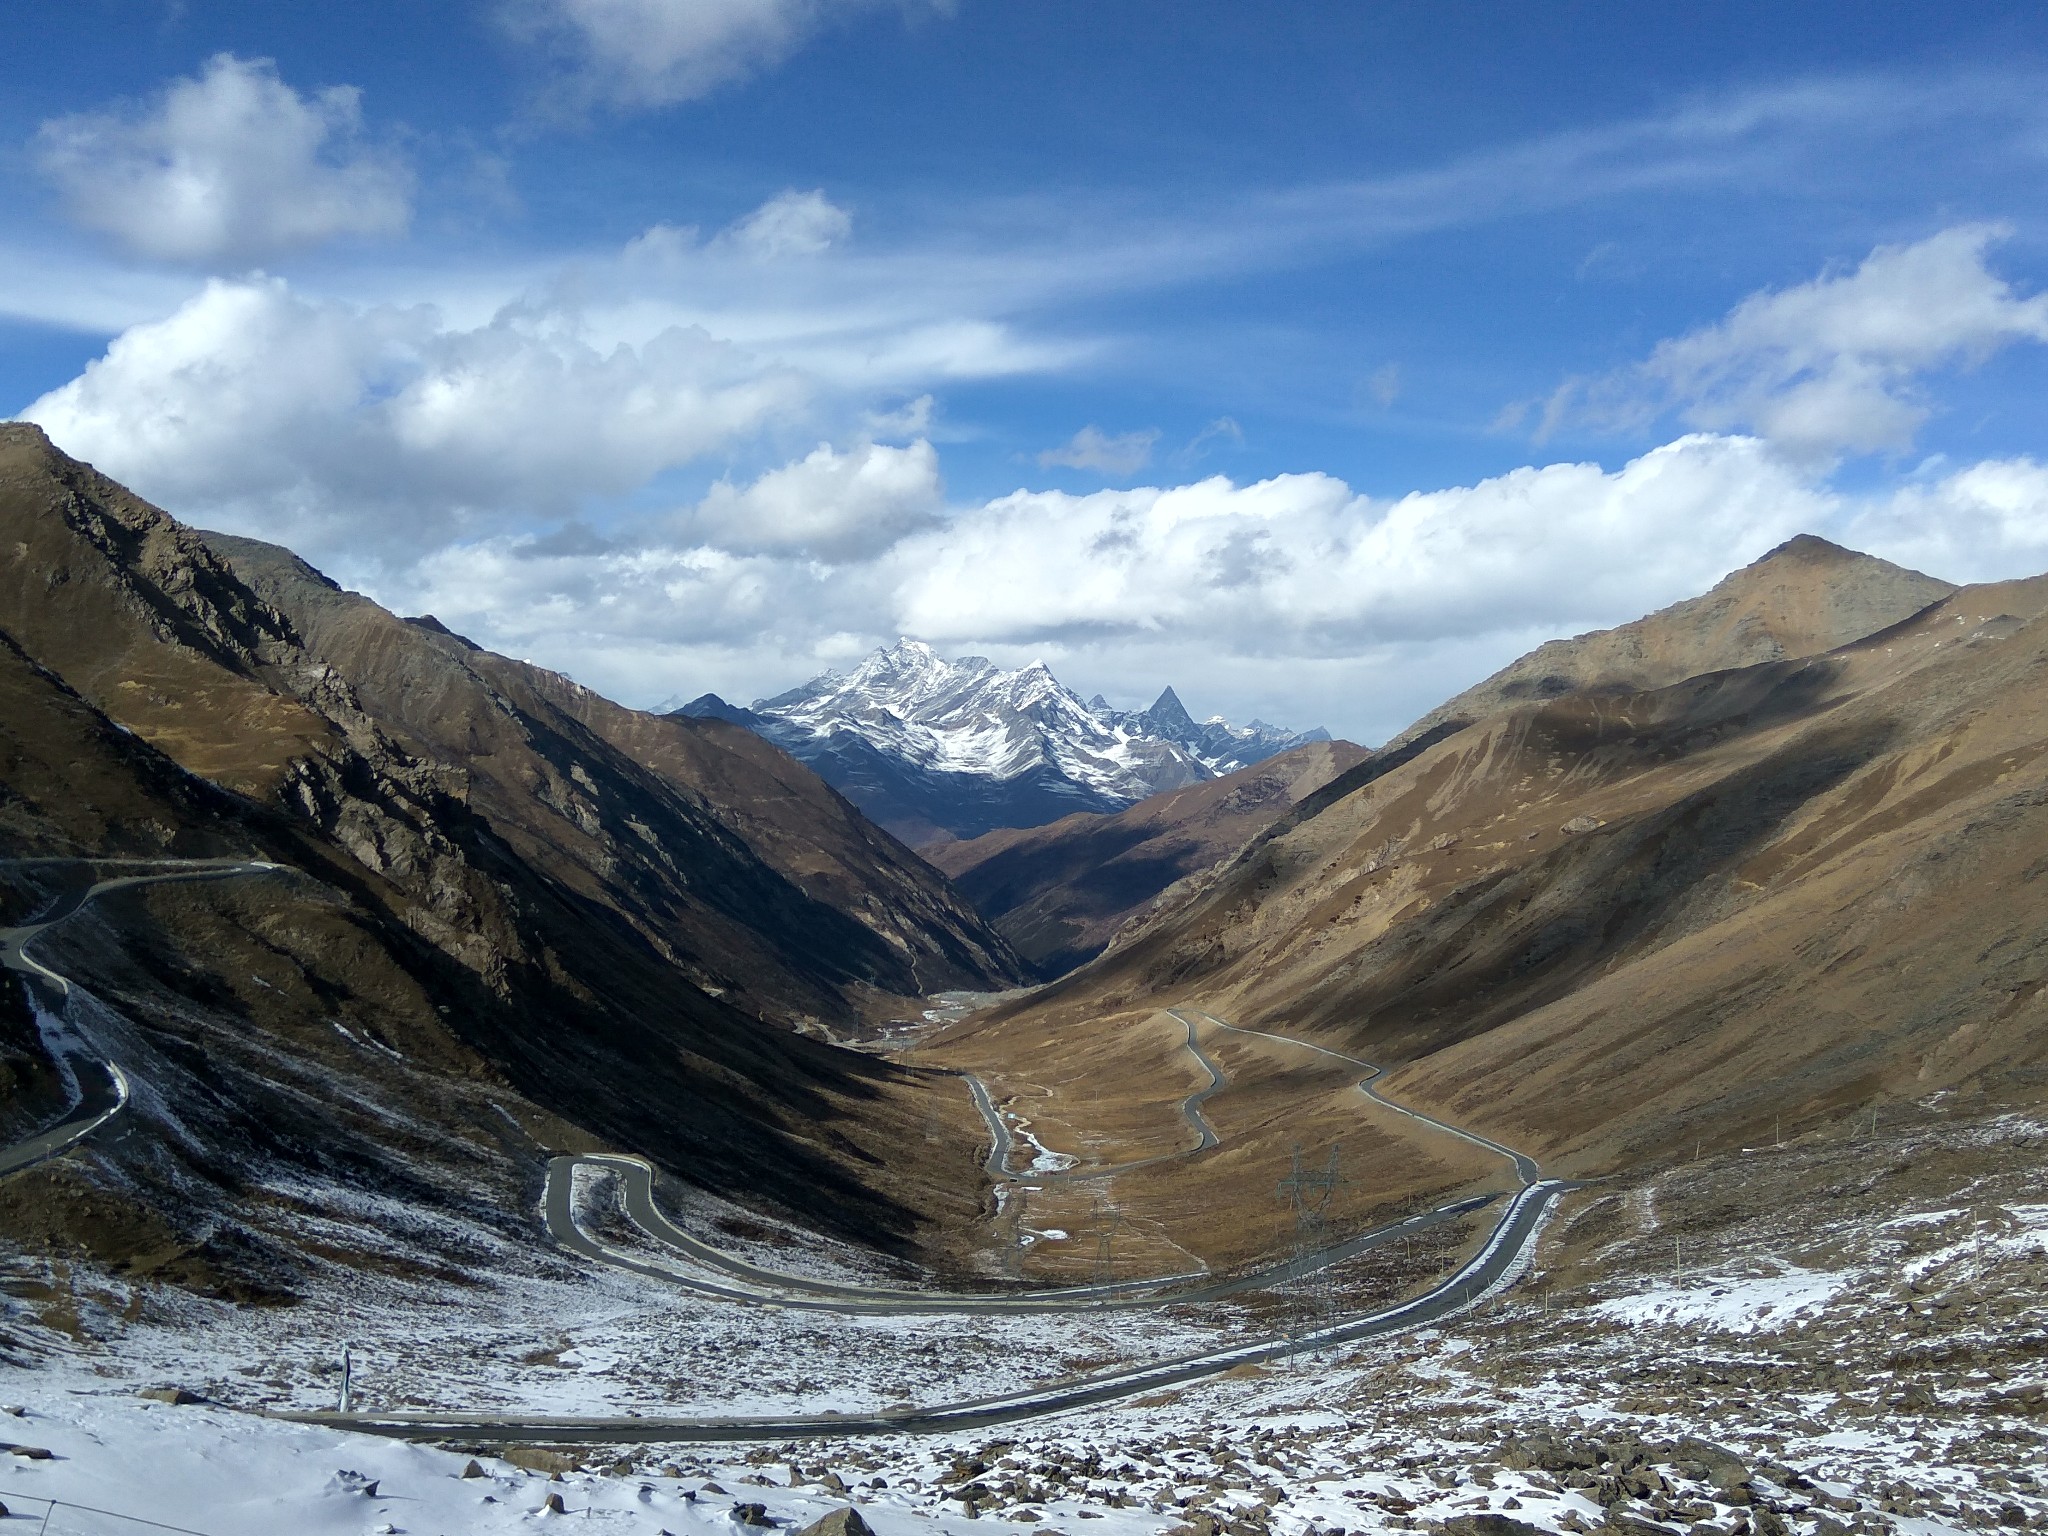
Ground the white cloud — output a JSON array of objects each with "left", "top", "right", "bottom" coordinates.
[
  {"left": 1844, "top": 456, "right": 2048, "bottom": 583},
  {"left": 718, "top": 189, "right": 853, "bottom": 259},
  {"left": 32, "top": 54, "right": 411, "bottom": 263},
  {"left": 23, "top": 276, "right": 807, "bottom": 558},
  {"left": 209, "top": 420, "right": 2048, "bottom": 743},
  {"left": 1562, "top": 225, "right": 2048, "bottom": 460},
  {"left": 690, "top": 438, "right": 941, "bottom": 558},
  {"left": 507, "top": 0, "right": 946, "bottom": 109},
  {"left": 370, "top": 431, "right": 1843, "bottom": 739},
  {"left": 1038, "top": 425, "right": 1161, "bottom": 477},
  {"left": 1364, "top": 363, "right": 1402, "bottom": 409},
  {"left": 898, "top": 434, "right": 1830, "bottom": 652}
]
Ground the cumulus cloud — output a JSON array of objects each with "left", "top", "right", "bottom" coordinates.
[
  {"left": 1548, "top": 225, "right": 2048, "bottom": 460},
  {"left": 899, "top": 434, "right": 1830, "bottom": 652},
  {"left": 718, "top": 189, "right": 853, "bottom": 259},
  {"left": 367, "top": 432, "right": 1837, "bottom": 730},
  {"left": 32, "top": 54, "right": 411, "bottom": 263},
  {"left": 1843, "top": 456, "right": 2048, "bottom": 583},
  {"left": 507, "top": 0, "right": 946, "bottom": 109},
  {"left": 186, "top": 415, "right": 2048, "bottom": 742},
  {"left": 23, "top": 275, "right": 807, "bottom": 557},
  {"left": 1038, "top": 425, "right": 1161, "bottom": 477},
  {"left": 690, "top": 438, "right": 942, "bottom": 558}
]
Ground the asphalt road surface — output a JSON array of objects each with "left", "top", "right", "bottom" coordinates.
[
  {"left": 299, "top": 1175, "right": 1569, "bottom": 1444},
  {"left": 546, "top": 1150, "right": 1502, "bottom": 1312},
  {"left": 0, "top": 858, "right": 282, "bottom": 1178},
  {"left": 0, "top": 856, "right": 1573, "bottom": 1445}
]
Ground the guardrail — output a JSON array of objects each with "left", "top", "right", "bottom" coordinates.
[{"left": 0, "top": 1489, "right": 215, "bottom": 1535}]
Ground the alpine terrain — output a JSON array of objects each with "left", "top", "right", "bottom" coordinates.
[
  {"left": 678, "top": 640, "right": 1329, "bottom": 846},
  {"left": 1, "top": 439, "right": 2044, "bottom": 1536}
]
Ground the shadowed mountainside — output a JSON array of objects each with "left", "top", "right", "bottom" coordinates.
[
  {"left": 927, "top": 739, "right": 1369, "bottom": 978},
  {"left": 955, "top": 540, "right": 2048, "bottom": 1199},
  {"left": 1391, "top": 534, "right": 1955, "bottom": 750},
  {"left": 0, "top": 423, "right": 1016, "bottom": 1293}
]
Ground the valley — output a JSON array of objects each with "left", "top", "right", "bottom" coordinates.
[{"left": 0, "top": 430, "right": 2043, "bottom": 1536}]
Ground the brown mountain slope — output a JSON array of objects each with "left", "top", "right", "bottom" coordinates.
[
  {"left": 981, "top": 564, "right": 2048, "bottom": 1195},
  {"left": 200, "top": 531, "right": 1020, "bottom": 1013},
  {"left": 1391, "top": 534, "right": 1954, "bottom": 749},
  {"left": 0, "top": 422, "right": 1010, "bottom": 1285},
  {"left": 927, "top": 739, "right": 1369, "bottom": 977}
]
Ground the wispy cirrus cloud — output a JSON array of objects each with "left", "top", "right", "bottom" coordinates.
[
  {"left": 1038, "top": 425, "right": 1160, "bottom": 477},
  {"left": 1516, "top": 225, "right": 2048, "bottom": 460},
  {"left": 503, "top": 0, "right": 953, "bottom": 111}
]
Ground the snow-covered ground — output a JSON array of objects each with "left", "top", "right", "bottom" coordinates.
[{"left": 2, "top": 1110, "right": 2045, "bottom": 1536}]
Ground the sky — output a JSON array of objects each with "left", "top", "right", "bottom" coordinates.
[{"left": 7, "top": 2, "right": 2048, "bottom": 743}]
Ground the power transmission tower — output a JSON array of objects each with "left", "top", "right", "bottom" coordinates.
[
  {"left": 1090, "top": 1194, "right": 1123, "bottom": 1285},
  {"left": 1276, "top": 1142, "right": 1348, "bottom": 1342}
]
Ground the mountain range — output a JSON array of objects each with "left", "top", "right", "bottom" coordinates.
[
  {"left": 969, "top": 531, "right": 2048, "bottom": 1197},
  {"left": 6, "top": 419, "right": 2047, "bottom": 1397},
  {"left": 0, "top": 422, "right": 1019, "bottom": 1292},
  {"left": 677, "top": 640, "right": 1327, "bottom": 846}
]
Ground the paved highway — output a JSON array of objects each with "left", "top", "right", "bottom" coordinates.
[
  {"left": 965, "top": 1007, "right": 1224, "bottom": 1181},
  {"left": 545, "top": 1003, "right": 1543, "bottom": 1313},
  {"left": 0, "top": 859, "right": 282, "bottom": 1179},
  {"left": 545, "top": 1150, "right": 1501, "bottom": 1312},
  {"left": 297, "top": 1174, "right": 1569, "bottom": 1444},
  {"left": 0, "top": 856, "right": 1574, "bottom": 1445}
]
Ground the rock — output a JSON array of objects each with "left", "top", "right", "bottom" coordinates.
[
  {"left": 5, "top": 1446, "right": 53, "bottom": 1460},
  {"left": 543, "top": 1490, "right": 566, "bottom": 1514},
  {"left": 732, "top": 1501, "right": 775, "bottom": 1526},
  {"left": 794, "top": 1509, "right": 875, "bottom": 1536},
  {"left": 138, "top": 1387, "right": 202, "bottom": 1405},
  {"left": 1442, "top": 1518, "right": 1551, "bottom": 1536},
  {"left": 462, "top": 1459, "right": 487, "bottom": 1479},
  {"left": 1561, "top": 815, "right": 1605, "bottom": 834},
  {"left": 703, "top": 1482, "right": 729, "bottom": 1495}
]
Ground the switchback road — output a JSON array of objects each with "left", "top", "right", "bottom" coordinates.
[{"left": 0, "top": 859, "right": 282, "bottom": 1179}]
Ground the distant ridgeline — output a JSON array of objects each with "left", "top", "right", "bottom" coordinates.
[{"left": 672, "top": 639, "right": 1328, "bottom": 846}]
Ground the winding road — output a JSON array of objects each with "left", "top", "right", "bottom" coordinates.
[
  {"left": 966, "top": 1009, "right": 1226, "bottom": 1182},
  {"left": 298, "top": 1175, "right": 1568, "bottom": 1445},
  {"left": 0, "top": 856, "right": 1575, "bottom": 1446},
  {"left": 0, "top": 859, "right": 283, "bottom": 1178}
]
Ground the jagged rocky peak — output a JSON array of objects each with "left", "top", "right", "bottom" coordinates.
[{"left": 673, "top": 639, "right": 1327, "bottom": 845}]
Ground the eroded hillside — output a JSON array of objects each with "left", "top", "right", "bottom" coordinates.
[
  {"left": 978, "top": 556, "right": 2048, "bottom": 1190},
  {"left": 0, "top": 423, "right": 1020, "bottom": 1293}
]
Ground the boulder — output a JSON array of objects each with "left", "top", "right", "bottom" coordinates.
[
  {"left": 138, "top": 1387, "right": 202, "bottom": 1405},
  {"left": 1441, "top": 1518, "right": 1551, "bottom": 1536},
  {"left": 543, "top": 1491, "right": 566, "bottom": 1514},
  {"left": 461, "top": 1459, "right": 487, "bottom": 1479},
  {"left": 794, "top": 1510, "right": 875, "bottom": 1536}
]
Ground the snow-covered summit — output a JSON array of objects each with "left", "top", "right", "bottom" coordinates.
[{"left": 676, "top": 640, "right": 1326, "bottom": 844}]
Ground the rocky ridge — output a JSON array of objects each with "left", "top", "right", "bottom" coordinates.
[
  {"left": 0, "top": 422, "right": 1017, "bottom": 1289},
  {"left": 680, "top": 640, "right": 1326, "bottom": 846}
]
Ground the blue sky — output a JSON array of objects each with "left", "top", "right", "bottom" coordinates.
[{"left": 7, "top": 2, "right": 2048, "bottom": 740}]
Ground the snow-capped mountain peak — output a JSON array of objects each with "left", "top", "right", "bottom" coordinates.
[{"left": 676, "top": 640, "right": 1327, "bottom": 844}]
